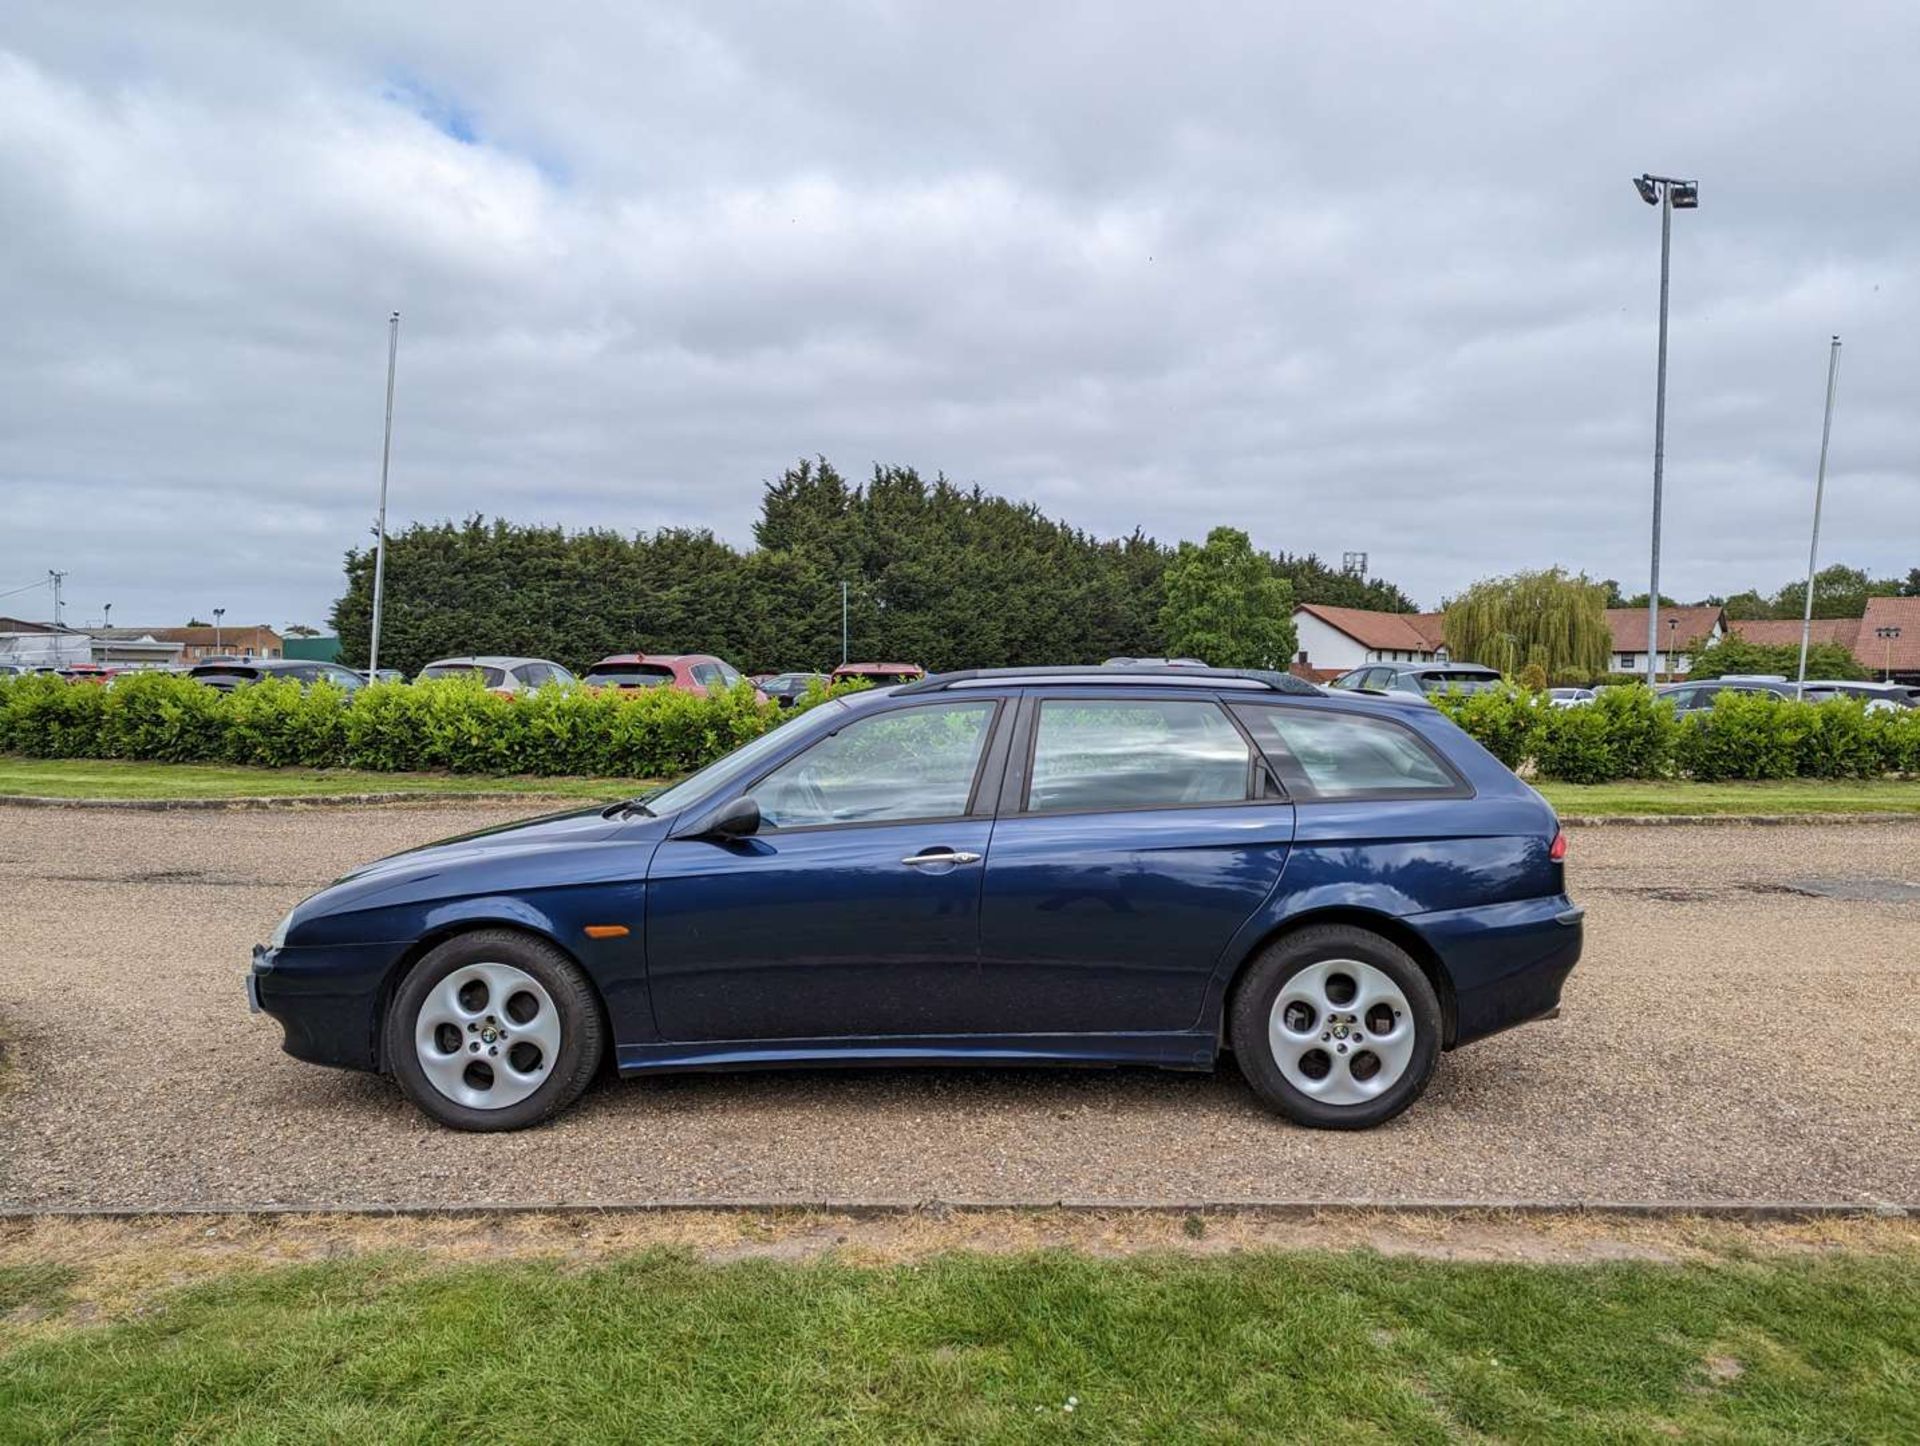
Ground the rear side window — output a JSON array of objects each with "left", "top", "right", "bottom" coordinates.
[
  {"left": 584, "top": 663, "right": 674, "bottom": 687},
  {"left": 1026, "top": 699, "right": 1251, "bottom": 814},
  {"left": 1236, "top": 706, "right": 1465, "bottom": 799}
]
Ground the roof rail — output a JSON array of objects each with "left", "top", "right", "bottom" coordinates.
[{"left": 894, "top": 666, "right": 1322, "bottom": 696}]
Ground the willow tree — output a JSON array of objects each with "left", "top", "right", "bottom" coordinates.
[{"left": 1441, "top": 568, "right": 1610, "bottom": 683}]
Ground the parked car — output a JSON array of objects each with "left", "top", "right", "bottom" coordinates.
[
  {"left": 831, "top": 661, "right": 925, "bottom": 687},
  {"left": 188, "top": 659, "right": 366, "bottom": 692},
  {"left": 1655, "top": 676, "right": 1798, "bottom": 712},
  {"left": 1801, "top": 680, "right": 1916, "bottom": 712},
  {"left": 415, "top": 657, "right": 575, "bottom": 696},
  {"left": 1546, "top": 687, "right": 1596, "bottom": 709},
  {"left": 359, "top": 668, "right": 408, "bottom": 685},
  {"left": 759, "top": 671, "right": 829, "bottom": 708},
  {"left": 581, "top": 653, "right": 759, "bottom": 697},
  {"left": 1328, "top": 662, "right": 1504, "bottom": 701},
  {"left": 251, "top": 665, "right": 1582, "bottom": 1133},
  {"left": 0, "top": 663, "right": 27, "bottom": 678}
]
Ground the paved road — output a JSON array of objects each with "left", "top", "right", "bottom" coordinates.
[{"left": 1, "top": 803, "right": 1915, "bottom": 1210}]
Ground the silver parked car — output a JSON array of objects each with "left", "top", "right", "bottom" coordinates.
[
  {"left": 1546, "top": 687, "right": 1597, "bottom": 708},
  {"left": 1327, "top": 661, "right": 1504, "bottom": 702},
  {"left": 415, "top": 656, "right": 577, "bottom": 695}
]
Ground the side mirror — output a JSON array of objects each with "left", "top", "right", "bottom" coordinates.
[{"left": 688, "top": 795, "right": 760, "bottom": 841}]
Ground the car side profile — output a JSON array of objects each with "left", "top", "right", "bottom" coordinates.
[
  {"left": 1327, "top": 661, "right": 1504, "bottom": 702},
  {"left": 417, "top": 656, "right": 577, "bottom": 696},
  {"left": 189, "top": 659, "right": 366, "bottom": 692},
  {"left": 250, "top": 667, "right": 1582, "bottom": 1132}
]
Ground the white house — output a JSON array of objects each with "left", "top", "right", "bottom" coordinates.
[
  {"left": 1604, "top": 606, "right": 1724, "bottom": 677},
  {"left": 1291, "top": 604, "right": 1449, "bottom": 677}
]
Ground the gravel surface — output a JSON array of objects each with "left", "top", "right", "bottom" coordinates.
[{"left": 2, "top": 803, "right": 1915, "bottom": 1210}]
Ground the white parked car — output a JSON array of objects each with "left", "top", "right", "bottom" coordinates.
[
  {"left": 1801, "top": 680, "right": 1916, "bottom": 713},
  {"left": 1546, "top": 687, "right": 1596, "bottom": 709},
  {"left": 415, "top": 656, "right": 577, "bottom": 696}
]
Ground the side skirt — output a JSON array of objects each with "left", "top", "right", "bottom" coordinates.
[{"left": 615, "top": 1031, "right": 1219, "bottom": 1077}]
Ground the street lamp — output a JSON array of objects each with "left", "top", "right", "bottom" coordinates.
[
  {"left": 1633, "top": 172, "right": 1699, "bottom": 688},
  {"left": 1666, "top": 616, "right": 1678, "bottom": 681},
  {"left": 102, "top": 602, "right": 111, "bottom": 630},
  {"left": 1877, "top": 625, "right": 1902, "bottom": 681},
  {"left": 212, "top": 607, "right": 226, "bottom": 657}
]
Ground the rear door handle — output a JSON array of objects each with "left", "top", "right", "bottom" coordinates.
[{"left": 902, "top": 851, "right": 982, "bottom": 866}]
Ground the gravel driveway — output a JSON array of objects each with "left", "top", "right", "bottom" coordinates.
[{"left": 1, "top": 803, "right": 1915, "bottom": 1210}]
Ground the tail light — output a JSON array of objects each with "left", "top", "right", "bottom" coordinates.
[{"left": 1549, "top": 830, "right": 1568, "bottom": 862}]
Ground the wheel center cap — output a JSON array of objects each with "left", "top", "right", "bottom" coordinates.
[
  {"left": 480, "top": 1025, "right": 500, "bottom": 1044},
  {"left": 1331, "top": 1022, "right": 1350, "bottom": 1040}
]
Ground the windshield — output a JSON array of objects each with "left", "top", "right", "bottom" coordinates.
[
  {"left": 584, "top": 663, "right": 675, "bottom": 687},
  {"left": 1419, "top": 672, "right": 1502, "bottom": 696},
  {"left": 636, "top": 699, "right": 852, "bottom": 818},
  {"left": 419, "top": 664, "right": 507, "bottom": 687}
]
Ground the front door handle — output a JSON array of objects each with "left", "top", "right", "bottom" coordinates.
[{"left": 902, "top": 850, "right": 982, "bottom": 867}]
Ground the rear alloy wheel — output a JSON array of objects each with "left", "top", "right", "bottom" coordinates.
[
  {"left": 1229, "top": 924, "right": 1442, "bottom": 1129},
  {"left": 385, "top": 929, "right": 604, "bottom": 1131}
]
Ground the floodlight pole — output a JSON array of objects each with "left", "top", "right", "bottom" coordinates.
[
  {"left": 1876, "top": 626, "right": 1900, "bottom": 681},
  {"left": 840, "top": 581, "right": 849, "bottom": 665},
  {"left": 1795, "top": 336, "right": 1842, "bottom": 697},
  {"left": 368, "top": 311, "right": 401, "bottom": 678},
  {"left": 1644, "top": 183, "right": 1674, "bottom": 688}
]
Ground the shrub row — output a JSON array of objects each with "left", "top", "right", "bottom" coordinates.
[
  {"left": 0, "top": 672, "right": 862, "bottom": 779},
  {"left": 1436, "top": 683, "right": 1920, "bottom": 783}
]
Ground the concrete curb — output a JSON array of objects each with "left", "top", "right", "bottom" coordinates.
[
  {"left": 1, "top": 1198, "right": 1910, "bottom": 1223},
  {"left": 0, "top": 791, "right": 587, "bottom": 811}
]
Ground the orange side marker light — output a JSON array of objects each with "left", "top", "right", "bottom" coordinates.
[{"left": 584, "top": 924, "right": 630, "bottom": 939}]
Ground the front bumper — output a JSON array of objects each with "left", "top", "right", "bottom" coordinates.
[{"left": 248, "top": 939, "right": 406, "bottom": 1072}]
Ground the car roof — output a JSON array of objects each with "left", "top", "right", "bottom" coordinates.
[
  {"left": 588, "top": 653, "right": 716, "bottom": 666},
  {"left": 896, "top": 665, "right": 1322, "bottom": 696},
  {"left": 835, "top": 661, "right": 922, "bottom": 671},
  {"left": 421, "top": 656, "right": 551, "bottom": 668}
]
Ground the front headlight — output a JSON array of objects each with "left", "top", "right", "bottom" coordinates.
[{"left": 270, "top": 908, "right": 296, "bottom": 949}]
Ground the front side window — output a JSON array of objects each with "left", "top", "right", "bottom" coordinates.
[
  {"left": 1026, "top": 699, "right": 1251, "bottom": 814},
  {"left": 750, "top": 701, "right": 997, "bottom": 830},
  {"left": 1238, "top": 706, "right": 1462, "bottom": 799}
]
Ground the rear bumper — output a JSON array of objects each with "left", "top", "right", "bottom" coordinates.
[
  {"left": 250, "top": 940, "right": 405, "bottom": 1072},
  {"left": 1409, "top": 894, "right": 1583, "bottom": 1048}
]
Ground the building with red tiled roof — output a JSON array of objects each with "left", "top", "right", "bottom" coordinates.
[
  {"left": 1292, "top": 604, "right": 1449, "bottom": 674},
  {"left": 1603, "top": 606, "right": 1724, "bottom": 676},
  {"left": 1858, "top": 596, "right": 1920, "bottom": 681}
]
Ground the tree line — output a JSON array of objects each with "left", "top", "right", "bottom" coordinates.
[
  {"left": 1606, "top": 563, "right": 1920, "bottom": 619},
  {"left": 329, "top": 459, "right": 1414, "bottom": 675}
]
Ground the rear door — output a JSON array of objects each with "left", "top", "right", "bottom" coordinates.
[{"left": 974, "top": 692, "right": 1294, "bottom": 1033}]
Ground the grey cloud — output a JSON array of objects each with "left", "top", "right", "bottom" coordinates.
[{"left": 2, "top": 1, "right": 1916, "bottom": 633}]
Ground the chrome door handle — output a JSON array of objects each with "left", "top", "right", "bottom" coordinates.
[{"left": 901, "top": 850, "right": 982, "bottom": 866}]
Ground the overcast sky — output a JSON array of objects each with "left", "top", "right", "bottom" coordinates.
[{"left": 3, "top": 2, "right": 1917, "bottom": 631}]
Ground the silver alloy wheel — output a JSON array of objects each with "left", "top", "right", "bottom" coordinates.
[
  {"left": 413, "top": 961, "right": 561, "bottom": 1110},
  {"left": 1268, "top": 957, "right": 1417, "bottom": 1107}
]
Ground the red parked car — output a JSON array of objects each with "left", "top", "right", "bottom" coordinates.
[
  {"left": 830, "top": 662, "right": 925, "bottom": 688},
  {"left": 582, "top": 653, "right": 765, "bottom": 701}
]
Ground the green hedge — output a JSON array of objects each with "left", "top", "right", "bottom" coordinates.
[
  {"left": 0, "top": 672, "right": 861, "bottom": 779},
  {"left": 1436, "top": 682, "right": 1920, "bottom": 783}
]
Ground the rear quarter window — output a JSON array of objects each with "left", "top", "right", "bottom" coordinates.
[{"left": 1235, "top": 705, "right": 1468, "bottom": 800}]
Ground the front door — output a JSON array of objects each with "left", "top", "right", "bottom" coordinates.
[
  {"left": 645, "top": 698, "right": 1005, "bottom": 1040},
  {"left": 976, "top": 695, "right": 1294, "bottom": 1033}
]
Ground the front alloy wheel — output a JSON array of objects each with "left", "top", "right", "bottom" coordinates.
[{"left": 386, "top": 929, "right": 605, "bottom": 1131}]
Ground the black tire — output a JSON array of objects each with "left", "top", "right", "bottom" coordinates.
[
  {"left": 385, "top": 928, "right": 606, "bottom": 1132},
  {"left": 1229, "top": 924, "right": 1442, "bottom": 1130}
]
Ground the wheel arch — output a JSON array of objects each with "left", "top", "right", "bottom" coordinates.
[
  {"left": 371, "top": 918, "right": 613, "bottom": 1073},
  {"left": 1218, "top": 907, "right": 1458, "bottom": 1051}
]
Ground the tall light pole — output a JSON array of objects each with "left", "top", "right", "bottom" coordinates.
[
  {"left": 1633, "top": 173, "right": 1698, "bottom": 687},
  {"left": 102, "top": 602, "right": 112, "bottom": 631},
  {"left": 368, "top": 311, "right": 401, "bottom": 677},
  {"left": 48, "top": 569, "right": 67, "bottom": 628},
  {"left": 1795, "top": 336, "right": 1843, "bottom": 697},
  {"left": 1876, "top": 625, "right": 1901, "bottom": 682},
  {"left": 213, "top": 607, "right": 226, "bottom": 655},
  {"left": 840, "top": 580, "right": 849, "bottom": 665}
]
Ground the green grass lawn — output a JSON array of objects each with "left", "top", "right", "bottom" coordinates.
[
  {"left": 2, "top": 1247, "right": 1916, "bottom": 1442},
  {"left": 0, "top": 757, "right": 652, "bottom": 802},
  {"left": 1537, "top": 777, "right": 1920, "bottom": 816}
]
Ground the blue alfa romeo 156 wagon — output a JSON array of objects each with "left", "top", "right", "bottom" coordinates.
[{"left": 250, "top": 667, "right": 1582, "bottom": 1131}]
